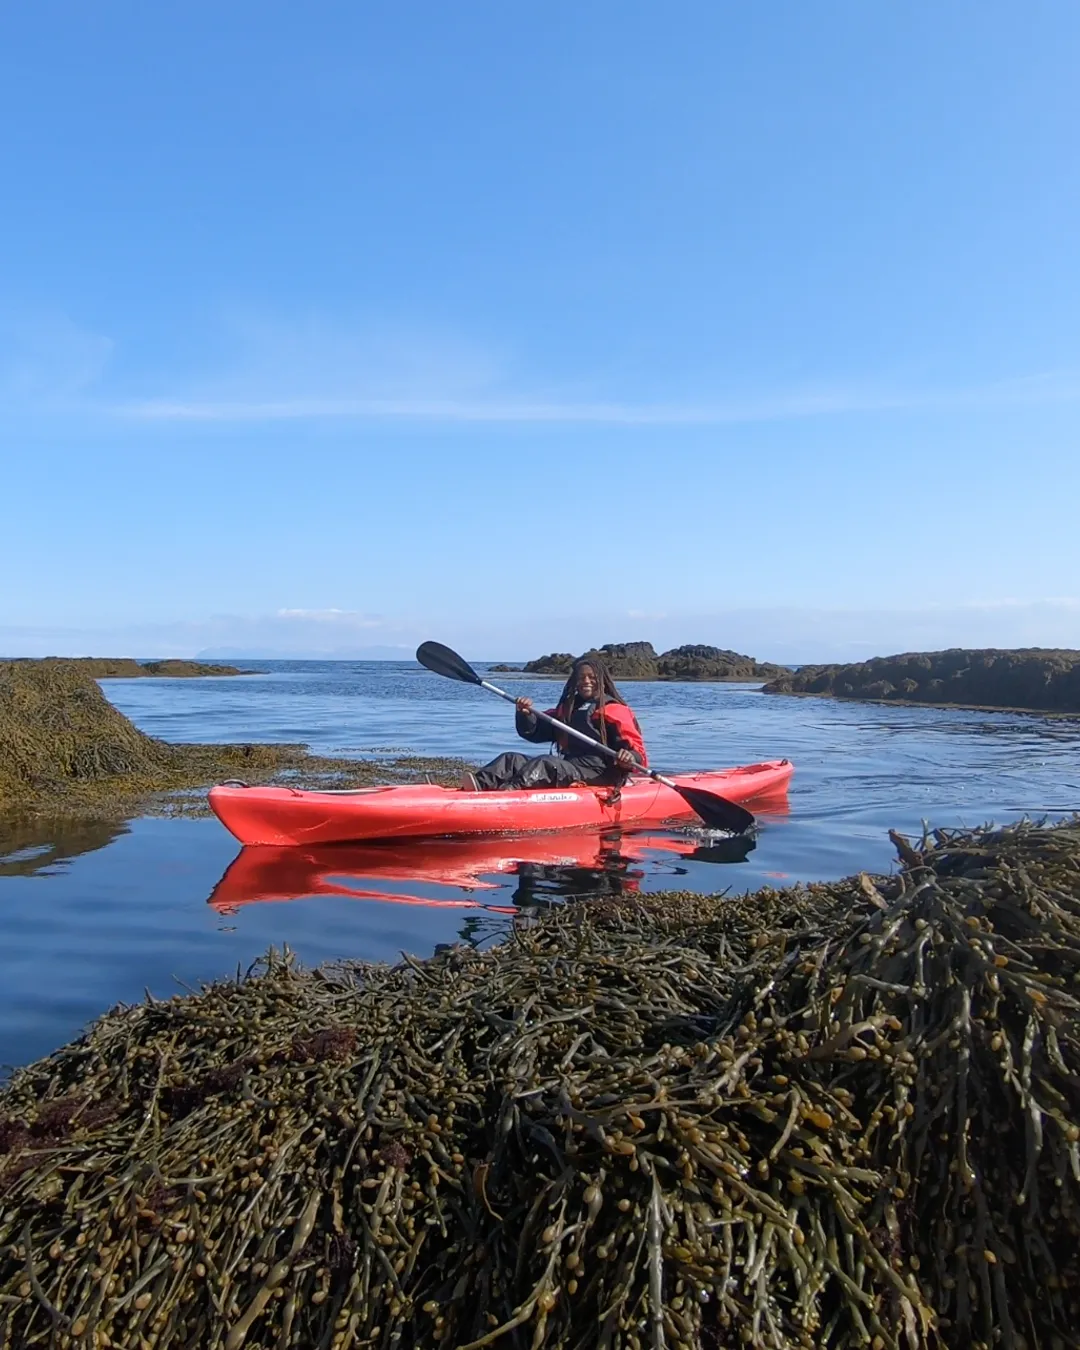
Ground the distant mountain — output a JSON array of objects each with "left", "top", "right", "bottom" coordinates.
[{"left": 195, "top": 645, "right": 415, "bottom": 660}]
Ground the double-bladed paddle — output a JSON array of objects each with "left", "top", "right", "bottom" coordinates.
[{"left": 416, "top": 641, "right": 755, "bottom": 834}]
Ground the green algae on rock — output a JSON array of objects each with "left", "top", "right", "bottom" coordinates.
[
  {"left": 0, "top": 659, "right": 464, "bottom": 819},
  {"left": 523, "top": 641, "right": 787, "bottom": 682},
  {"left": 2, "top": 818, "right": 1078, "bottom": 1347},
  {"left": 764, "top": 647, "right": 1080, "bottom": 714}
]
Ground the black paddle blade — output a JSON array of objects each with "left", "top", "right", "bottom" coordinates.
[
  {"left": 416, "top": 641, "right": 482, "bottom": 686},
  {"left": 674, "top": 784, "right": 756, "bottom": 835}
]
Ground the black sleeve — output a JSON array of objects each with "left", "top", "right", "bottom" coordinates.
[{"left": 516, "top": 708, "right": 555, "bottom": 744}]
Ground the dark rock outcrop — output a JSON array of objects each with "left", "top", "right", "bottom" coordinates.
[
  {"left": 522, "top": 642, "right": 785, "bottom": 681},
  {"left": 657, "top": 645, "right": 787, "bottom": 681},
  {"left": 763, "top": 648, "right": 1080, "bottom": 714},
  {"left": 137, "top": 659, "right": 246, "bottom": 677},
  {"left": 61, "top": 657, "right": 243, "bottom": 678},
  {"left": 585, "top": 642, "right": 660, "bottom": 678},
  {"left": 524, "top": 643, "right": 662, "bottom": 677},
  {"left": 522, "top": 651, "right": 580, "bottom": 675},
  {"left": 7, "top": 658, "right": 247, "bottom": 678}
]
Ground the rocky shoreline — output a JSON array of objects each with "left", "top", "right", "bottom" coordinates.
[
  {"left": 5, "top": 657, "right": 250, "bottom": 678},
  {"left": 763, "top": 647, "right": 1080, "bottom": 715},
  {"left": 1, "top": 818, "right": 1077, "bottom": 1347},
  {"left": 492, "top": 640, "right": 786, "bottom": 682},
  {"left": 496, "top": 643, "right": 1080, "bottom": 714},
  {"left": 0, "top": 659, "right": 465, "bottom": 821}
]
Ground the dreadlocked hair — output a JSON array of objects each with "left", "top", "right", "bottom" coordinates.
[{"left": 554, "top": 656, "right": 626, "bottom": 747}]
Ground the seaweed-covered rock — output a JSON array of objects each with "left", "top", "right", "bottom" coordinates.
[
  {"left": 523, "top": 642, "right": 786, "bottom": 681},
  {"left": 763, "top": 647, "right": 1080, "bottom": 713},
  {"left": 586, "top": 641, "right": 659, "bottom": 677},
  {"left": 8, "top": 657, "right": 246, "bottom": 677},
  {"left": 657, "top": 644, "right": 788, "bottom": 681},
  {"left": 0, "top": 659, "right": 294, "bottom": 814},
  {"left": 2, "top": 820, "right": 1080, "bottom": 1347},
  {"left": 522, "top": 651, "right": 577, "bottom": 675},
  {"left": 138, "top": 659, "right": 246, "bottom": 677},
  {"left": 524, "top": 643, "right": 660, "bottom": 678},
  {"left": 0, "top": 659, "right": 166, "bottom": 804},
  {"left": 0, "top": 660, "right": 457, "bottom": 816}
]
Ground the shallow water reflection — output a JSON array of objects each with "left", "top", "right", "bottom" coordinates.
[
  {"left": 0, "top": 817, "right": 130, "bottom": 879},
  {"left": 207, "top": 827, "right": 760, "bottom": 917},
  {"left": 2, "top": 660, "right": 1076, "bottom": 1071}
]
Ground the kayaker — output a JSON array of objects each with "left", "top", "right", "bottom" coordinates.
[{"left": 460, "top": 656, "right": 647, "bottom": 791}]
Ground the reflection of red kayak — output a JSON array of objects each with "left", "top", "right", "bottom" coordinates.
[
  {"left": 210, "top": 832, "right": 648, "bottom": 912},
  {"left": 209, "top": 759, "right": 793, "bottom": 846},
  {"left": 209, "top": 844, "right": 518, "bottom": 914},
  {"left": 206, "top": 822, "right": 775, "bottom": 914}
]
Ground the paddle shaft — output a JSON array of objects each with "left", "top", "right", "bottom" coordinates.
[{"left": 478, "top": 677, "right": 680, "bottom": 788}]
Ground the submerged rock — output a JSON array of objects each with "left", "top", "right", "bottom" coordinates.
[{"left": 764, "top": 647, "right": 1080, "bottom": 713}]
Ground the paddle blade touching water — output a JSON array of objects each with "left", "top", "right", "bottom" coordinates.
[
  {"left": 415, "top": 641, "right": 760, "bottom": 835},
  {"left": 666, "top": 782, "right": 755, "bottom": 833}
]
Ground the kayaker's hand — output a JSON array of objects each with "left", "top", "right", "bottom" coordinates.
[
  {"left": 516, "top": 697, "right": 534, "bottom": 715},
  {"left": 615, "top": 748, "right": 636, "bottom": 768}
]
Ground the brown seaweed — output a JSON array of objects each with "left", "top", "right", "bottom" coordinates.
[
  {"left": 0, "top": 659, "right": 466, "bottom": 820},
  {"left": 0, "top": 820, "right": 1077, "bottom": 1346}
]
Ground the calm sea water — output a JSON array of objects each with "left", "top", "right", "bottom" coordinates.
[{"left": 2, "top": 660, "right": 1077, "bottom": 1071}]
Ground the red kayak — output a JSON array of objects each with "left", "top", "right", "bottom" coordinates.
[{"left": 208, "top": 759, "right": 793, "bottom": 846}]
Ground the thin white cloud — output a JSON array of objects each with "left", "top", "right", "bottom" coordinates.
[
  {"left": 276, "top": 608, "right": 385, "bottom": 627},
  {"left": 106, "top": 312, "right": 1080, "bottom": 425},
  {"left": 950, "top": 597, "right": 1080, "bottom": 612},
  {"left": 0, "top": 611, "right": 408, "bottom": 659},
  {"left": 113, "top": 370, "right": 1080, "bottom": 428},
  {"left": 7, "top": 307, "right": 1080, "bottom": 430},
  {"left": 117, "top": 387, "right": 905, "bottom": 426}
]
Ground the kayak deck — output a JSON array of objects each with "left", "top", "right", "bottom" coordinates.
[{"left": 208, "top": 759, "right": 793, "bottom": 846}]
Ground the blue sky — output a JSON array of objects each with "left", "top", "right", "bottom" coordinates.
[{"left": 2, "top": 2, "right": 1079, "bottom": 662}]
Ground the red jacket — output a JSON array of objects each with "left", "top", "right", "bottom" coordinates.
[{"left": 518, "top": 698, "right": 648, "bottom": 767}]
